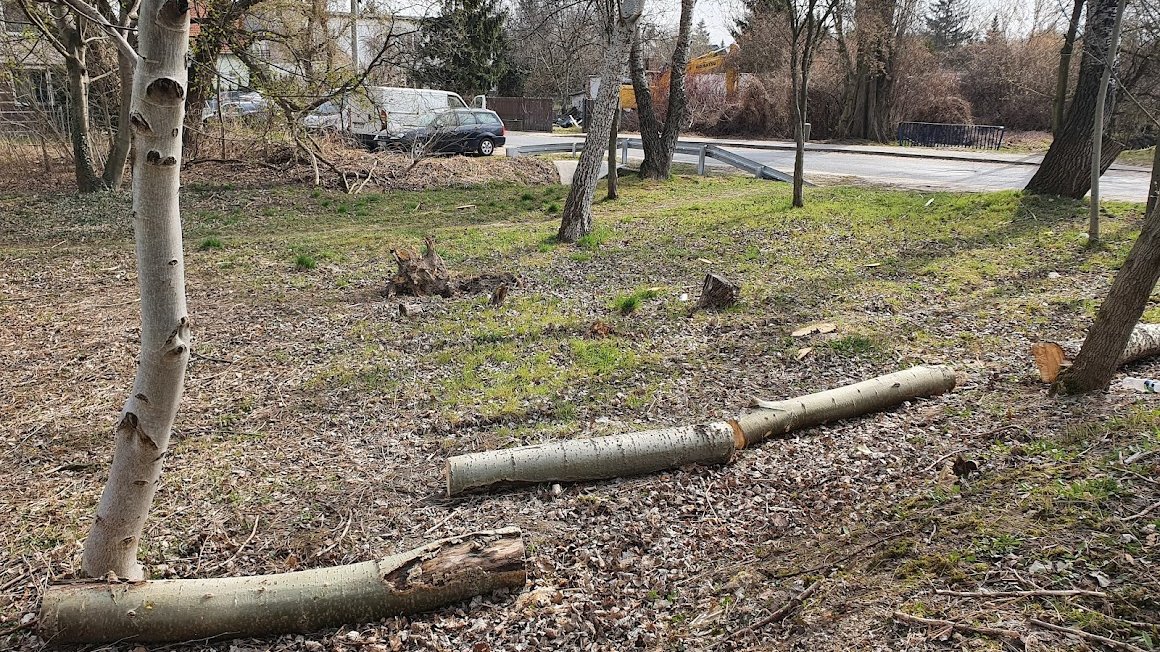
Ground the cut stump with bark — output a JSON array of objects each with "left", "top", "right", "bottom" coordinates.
[
  {"left": 388, "top": 235, "right": 452, "bottom": 297},
  {"left": 1032, "top": 323, "right": 1160, "bottom": 383},
  {"left": 446, "top": 423, "right": 738, "bottom": 496},
  {"left": 399, "top": 302, "right": 424, "bottom": 318},
  {"left": 696, "top": 273, "right": 739, "bottom": 310},
  {"left": 40, "top": 527, "right": 525, "bottom": 644}
]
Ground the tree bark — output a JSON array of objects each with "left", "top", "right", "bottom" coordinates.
[
  {"left": 1026, "top": 0, "right": 1124, "bottom": 200},
  {"left": 1148, "top": 143, "right": 1159, "bottom": 217},
  {"left": 695, "top": 272, "right": 739, "bottom": 309},
  {"left": 82, "top": 0, "right": 191, "bottom": 581},
  {"left": 733, "top": 365, "right": 957, "bottom": 448},
  {"left": 631, "top": 0, "right": 695, "bottom": 180},
  {"left": 790, "top": 41, "right": 806, "bottom": 207},
  {"left": 446, "top": 423, "right": 738, "bottom": 495},
  {"left": 58, "top": 12, "right": 107, "bottom": 193},
  {"left": 557, "top": 1, "right": 641, "bottom": 243},
  {"left": 1032, "top": 324, "right": 1160, "bottom": 383},
  {"left": 42, "top": 528, "right": 526, "bottom": 644},
  {"left": 1053, "top": 0, "right": 1085, "bottom": 137},
  {"left": 1060, "top": 202, "right": 1160, "bottom": 393},
  {"left": 446, "top": 366, "right": 956, "bottom": 494},
  {"left": 607, "top": 96, "right": 619, "bottom": 199},
  {"left": 839, "top": 0, "right": 896, "bottom": 142},
  {"left": 1087, "top": 0, "right": 1128, "bottom": 243},
  {"left": 102, "top": 49, "right": 135, "bottom": 189}
]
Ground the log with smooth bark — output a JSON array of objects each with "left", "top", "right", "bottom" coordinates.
[
  {"left": 1031, "top": 324, "right": 1160, "bottom": 383},
  {"left": 446, "top": 366, "right": 955, "bottom": 494},
  {"left": 446, "top": 423, "right": 738, "bottom": 495},
  {"left": 732, "top": 365, "right": 957, "bottom": 448},
  {"left": 82, "top": 0, "right": 190, "bottom": 581},
  {"left": 41, "top": 528, "right": 525, "bottom": 644}
]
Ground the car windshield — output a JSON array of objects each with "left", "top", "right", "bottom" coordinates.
[{"left": 313, "top": 101, "right": 341, "bottom": 115}]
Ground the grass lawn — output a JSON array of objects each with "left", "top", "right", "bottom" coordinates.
[{"left": 2, "top": 172, "right": 1158, "bottom": 650}]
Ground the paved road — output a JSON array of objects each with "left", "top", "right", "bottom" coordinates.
[{"left": 505, "top": 132, "right": 1152, "bottom": 203}]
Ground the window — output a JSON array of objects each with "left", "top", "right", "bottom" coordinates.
[{"left": 477, "top": 112, "right": 501, "bottom": 125}]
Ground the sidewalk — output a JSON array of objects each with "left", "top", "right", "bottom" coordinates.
[{"left": 517, "top": 131, "right": 1148, "bottom": 173}]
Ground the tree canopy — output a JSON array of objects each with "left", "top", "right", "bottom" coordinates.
[{"left": 413, "top": 0, "right": 512, "bottom": 98}]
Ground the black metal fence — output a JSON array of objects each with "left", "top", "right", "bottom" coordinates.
[{"left": 897, "top": 122, "right": 1006, "bottom": 150}]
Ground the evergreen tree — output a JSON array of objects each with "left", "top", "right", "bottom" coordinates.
[
  {"left": 414, "top": 0, "right": 513, "bottom": 98},
  {"left": 690, "top": 19, "right": 715, "bottom": 58},
  {"left": 925, "top": 0, "right": 973, "bottom": 51}
]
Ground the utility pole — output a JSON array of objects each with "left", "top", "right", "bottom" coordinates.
[{"left": 350, "top": 0, "right": 359, "bottom": 73}]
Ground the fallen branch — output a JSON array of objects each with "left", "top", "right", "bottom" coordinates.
[
  {"left": 444, "top": 366, "right": 955, "bottom": 495},
  {"left": 935, "top": 588, "right": 1107, "bottom": 599},
  {"left": 718, "top": 578, "right": 823, "bottom": 646},
  {"left": 892, "top": 611, "right": 1023, "bottom": 642},
  {"left": 446, "top": 424, "right": 737, "bottom": 496},
  {"left": 39, "top": 527, "right": 525, "bottom": 644},
  {"left": 734, "top": 365, "right": 957, "bottom": 448},
  {"left": 1030, "top": 618, "right": 1148, "bottom": 652},
  {"left": 1123, "top": 500, "right": 1160, "bottom": 522},
  {"left": 1032, "top": 324, "right": 1160, "bottom": 382}
]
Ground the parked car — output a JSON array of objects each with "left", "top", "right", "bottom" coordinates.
[
  {"left": 202, "top": 90, "right": 270, "bottom": 122},
  {"left": 347, "top": 87, "right": 470, "bottom": 149},
  {"left": 301, "top": 99, "right": 349, "bottom": 131},
  {"left": 374, "top": 108, "right": 506, "bottom": 156}
]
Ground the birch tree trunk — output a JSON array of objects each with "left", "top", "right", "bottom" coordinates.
[
  {"left": 102, "top": 49, "right": 135, "bottom": 189},
  {"left": 1087, "top": 0, "right": 1128, "bottom": 243},
  {"left": 43, "top": 528, "right": 525, "bottom": 644},
  {"left": 607, "top": 96, "right": 619, "bottom": 199},
  {"left": 57, "top": 10, "right": 107, "bottom": 193},
  {"left": 631, "top": 0, "right": 695, "bottom": 180},
  {"left": 81, "top": 0, "right": 191, "bottom": 581},
  {"left": 557, "top": 0, "right": 641, "bottom": 243},
  {"left": 1148, "top": 142, "right": 1159, "bottom": 217}
]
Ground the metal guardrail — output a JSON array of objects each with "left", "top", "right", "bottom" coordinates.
[
  {"left": 509, "top": 139, "right": 804, "bottom": 184},
  {"left": 897, "top": 122, "right": 1006, "bottom": 150}
]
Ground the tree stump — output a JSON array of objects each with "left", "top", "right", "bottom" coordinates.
[
  {"left": 388, "top": 235, "right": 452, "bottom": 297},
  {"left": 696, "top": 273, "right": 739, "bottom": 310}
]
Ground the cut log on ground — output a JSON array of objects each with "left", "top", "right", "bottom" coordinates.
[
  {"left": 445, "top": 366, "right": 955, "bottom": 495},
  {"left": 696, "top": 273, "right": 739, "bottom": 310},
  {"left": 446, "top": 423, "right": 738, "bottom": 496},
  {"left": 733, "top": 365, "right": 956, "bottom": 448},
  {"left": 39, "top": 527, "right": 525, "bottom": 644},
  {"left": 1031, "top": 323, "right": 1160, "bottom": 383},
  {"left": 389, "top": 235, "right": 452, "bottom": 297}
]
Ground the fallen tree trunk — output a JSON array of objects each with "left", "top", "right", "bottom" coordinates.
[
  {"left": 40, "top": 527, "right": 525, "bottom": 644},
  {"left": 446, "top": 423, "right": 739, "bottom": 496},
  {"left": 1031, "top": 324, "right": 1160, "bottom": 383},
  {"left": 445, "top": 366, "right": 955, "bottom": 495},
  {"left": 732, "top": 365, "right": 957, "bottom": 448}
]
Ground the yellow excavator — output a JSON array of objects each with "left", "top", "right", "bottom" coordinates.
[{"left": 620, "top": 46, "right": 739, "bottom": 110}]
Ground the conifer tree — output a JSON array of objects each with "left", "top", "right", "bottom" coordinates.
[
  {"left": 414, "top": 0, "right": 512, "bottom": 97},
  {"left": 925, "top": 0, "right": 973, "bottom": 51}
]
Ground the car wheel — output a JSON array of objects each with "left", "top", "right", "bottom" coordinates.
[{"left": 478, "top": 137, "right": 495, "bottom": 156}]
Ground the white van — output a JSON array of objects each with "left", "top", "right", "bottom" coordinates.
[{"left": 346, "top": 87, "right": 469, "bottom": 148}]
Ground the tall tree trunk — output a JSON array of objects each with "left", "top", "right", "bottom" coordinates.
[
  {"left": 558, "top": 2, "right": 640, "bottom": 243},
  {"left": 653, "top": 0, "right": 696, "bottom": 179},
  {"left": 1147, "top": 143, "right": 1159, "bottom": 217},
  {"left": 790, "top": 46, "right": 806, "bottom": 208},
  {"left": 607, "top": 97, "right": 618, "bottom": 199},
  {"left": 1053, "top": 0, "right": 1085, "bottom": 137},
  {"left": 82, "top": 0, "right": 192, "bottom": 580},
  {"left": 102, "top": 50, "right": 135, "bottom": 189},
  {"left": 1025, "top": 0, "right": 1124, "bottom": 199},
  {"left": 60, "top": 16, "right": 107, "bottom": 193},
  {"left": 1060, "top": 200, "right": 1160, "bottom": 394},
  {"left": 1087, "top": 0, "right": 1128, "bottom": 243},
  {"left": 839, "top": 0, "right": 896, "bottom": 142},
  {"left": 628, "top": 31, "right": 664, "bottom": 178}
]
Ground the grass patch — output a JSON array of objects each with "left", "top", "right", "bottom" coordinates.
[
  {"left": 294, "top": 253, "right": 317, "bottom": 270},
  {"left": 198, "top": 236, "right": 224, "bottom": 250},
  {"left": 611, "top": 287, "right": 661, "bottom": 314}
]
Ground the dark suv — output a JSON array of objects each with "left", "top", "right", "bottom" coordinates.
[{"left": 375, "top": 109, "right": 506, "bottom": 156}]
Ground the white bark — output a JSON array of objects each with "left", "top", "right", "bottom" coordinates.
[
  {"left": 41, "top": 528, "right": 525, "bottom": 644},
  {"left": 1088, "top": 0, "right": 1129, "bottom": 242},
  {"left": 446, "top": 423, "right": 738, "bottom": 496},
  {"left": 1032, "top": 323, "right": 1160, "bottom": 382},
  {"left": 82, "top": 0, "right": 192, "bottom": 580},
  {"left": 731, "top": 365, "right": 957, "bottom": 448}
]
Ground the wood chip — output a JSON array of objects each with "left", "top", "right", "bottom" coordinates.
[{"left": 791, "top": 322, "right": 837, "bottom": 337}]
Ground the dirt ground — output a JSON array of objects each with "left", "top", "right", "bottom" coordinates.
[{"left": 1, "top": 165, "right": 1158, "bottom": 651}]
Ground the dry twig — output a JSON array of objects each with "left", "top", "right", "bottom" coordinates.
[
  {"left": 1030, "top": 618, "right": 1148, "bottom": 652},
  {"left": 935, "top": 588, "right": 1108, "bottom": 599},
  {"left": 892, "top": 611, "right": 1023, "bottom": 642},
  {"left": 716, "top": 578, "right": 823, "bottom": 647}
]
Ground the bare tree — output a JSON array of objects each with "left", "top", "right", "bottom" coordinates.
[
  {"left": 1087, "top": 0, "right": 1128, "bottom": 243},
  {"left": 15, "top": 0, "right": 136, "bottom": 191},
  {"left": 1053, "top": 0, "right": 1085, "bottom": 136},
  {"left": 509, "top": 0, "right": 603, "bottom": 111},
  {"left": 834, "top": 0, "right": 919, "bottom": 142},
  {"left": 780, "top": 0, "right": 838, "bottom": 207},
  {"left": 629, "top": 0, "right": 695, "bottom": 180},
  {"left": 557, "top": 0, "right": 642, "bottom": 243},
  {"left": 81, "top": 0, "right": 192, "bottom": 579}
]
